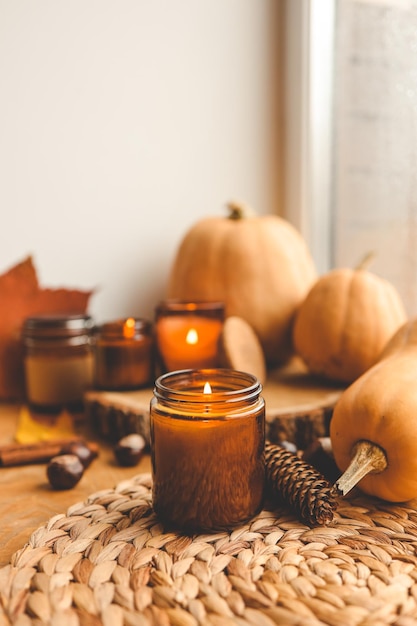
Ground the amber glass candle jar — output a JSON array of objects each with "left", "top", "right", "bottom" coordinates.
[
  {"left": 93, "top": 318, "right": 154, "bottom": 390},
  {"left": 154, "top": 300, "right": 225, "bottom": 372},
  {"left": 23, "top": 314, "right": 94, "bottom": 411},
  {"left": 150, "top": 368, "right": 265, "bottom": 532}
]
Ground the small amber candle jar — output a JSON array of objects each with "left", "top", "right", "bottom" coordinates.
[
  {"left": 23, "top": 314, "right": 94, "bottom": 412},
  {"left": 93, "top": 318, "right": 154, "bottom": 390},
  {"left": 150, "top": 368, "right": 265, "bottom": 532},
  {"left": 154, "top": 300, "right": 225, "bottom": 372}
]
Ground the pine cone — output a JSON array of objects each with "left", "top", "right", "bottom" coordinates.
[{"left": 265, "top": 441, "right": 338, "bottom": 526}]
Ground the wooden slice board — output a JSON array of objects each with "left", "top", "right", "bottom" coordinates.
[{"left": 84, "top": 358, "right": 345, "bottom": 451}]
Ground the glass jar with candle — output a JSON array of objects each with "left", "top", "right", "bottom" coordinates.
[
  {"left": 23, "top": 314, "right": 94, "bottom": 412},
  {"left": 150, "top": 368, "right": 265, "bottom": 532},
  {"left": 154, "top": 300, "right": 225, "bottom": 373},
  {"left": 93, "top": 318, "right": 154, "bottom": 390}
]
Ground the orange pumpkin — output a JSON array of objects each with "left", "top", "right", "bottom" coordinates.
[
  {"left": 293, "top": 264, "right": 406, "bottom": 383},
  {"left": 167, "top": 201, "right": 317, "bottom": 365}
]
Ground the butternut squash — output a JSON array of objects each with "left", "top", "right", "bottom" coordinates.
[{"left": 331, "top": 318, "right": 417, "bottom": 502}]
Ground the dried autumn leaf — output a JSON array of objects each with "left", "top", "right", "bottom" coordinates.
[
  {"left": 15, "top": 406, "right": 76, "bottom": 443},
  {"left": 0, "top": 256, "right": 94, "bottom": 400}
]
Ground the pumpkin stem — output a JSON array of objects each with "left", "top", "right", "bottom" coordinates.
[
  {"left": 226, "top": 200, "right": 255, "bottom": 220},
  {"left": 334, "top": 440, "right": 387, "bottom": 497},
  {"left": 355, "top": 251, "right": 376, "bottom": 271}
]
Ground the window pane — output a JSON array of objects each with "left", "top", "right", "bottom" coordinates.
[{"left": 332, "top": 0, "right": 417, "bottom": 312}]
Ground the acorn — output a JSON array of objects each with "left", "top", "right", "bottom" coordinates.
[
  {"left": 47, "top": 454, "right": 84, "bottom": 490},
  {"left": 114, "top": 434, "right": 146, "bottom": 467},
  {"left": 60, "top": 440, "right": 99, "bottom": 468}
]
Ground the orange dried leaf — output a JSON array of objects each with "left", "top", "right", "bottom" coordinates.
[{"left": 15, "top": 406, "right": 76, "bottom": 444}]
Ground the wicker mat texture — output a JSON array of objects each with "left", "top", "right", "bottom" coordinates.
[{"left": 2, "top": 474, "right": 417, "bottom": 626}]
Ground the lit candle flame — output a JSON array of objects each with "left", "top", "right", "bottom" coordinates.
[
  {"left": 186, "top": 328, "right": 198, "bottom": 345},
  {"left": 204, "top": 381, "right": 212, "bottom": 394},
  {"left": 123, "top": 317, "right": 135, "bottom": 339}
]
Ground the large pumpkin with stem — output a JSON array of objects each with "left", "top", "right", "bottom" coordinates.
[
  {"left": 167, "top": 201, "right": 317, "bottom": 365},
  {"left": 293, "top": 256, "right": 407, "bottom": 383}
]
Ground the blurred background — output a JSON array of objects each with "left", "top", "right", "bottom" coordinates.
[
  {"left": 1, "top": 0, "right": 417, "bottom": 321},
  {"left": 0, "top": 0, "right": 284, "bottom": 321}
]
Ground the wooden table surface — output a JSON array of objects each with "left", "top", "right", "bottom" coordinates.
[{"left": 0, "top": 402, "right": 151, "bottom": 568}]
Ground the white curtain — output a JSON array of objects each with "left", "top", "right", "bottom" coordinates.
[{"left": 332, "top": 0, "right": 417, "bottom": 315}]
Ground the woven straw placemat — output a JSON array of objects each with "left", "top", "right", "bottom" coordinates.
[{"left": 1, "top": 473, "right": 417, "bottom": 626}]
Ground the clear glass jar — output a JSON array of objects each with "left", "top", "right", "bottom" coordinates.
[
  {"left": 93, "top": 318, "right": 154, "bottom": 390},
  {"left": 150, "top": 368, "right": 265, "bottom": 532},
  {"left": 154, "top": 300, "right": 225, "bottom": 373},
  {"left": 23, "top": 314, "right": 94, "bottom": 412}
]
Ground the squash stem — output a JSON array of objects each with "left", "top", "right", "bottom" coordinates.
[
  {"left": 355, "top": 251, "right": 376, "bottom": 271},
  {"left": 226, "top": 200, "right": 254, "bottom": 220},
  {"left": 335, "top": 440, "right": 387, "bottom": 497}
]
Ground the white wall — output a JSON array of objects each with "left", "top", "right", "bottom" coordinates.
[{"left": 0, "top": 1, "right": 282, "bottom": 323}]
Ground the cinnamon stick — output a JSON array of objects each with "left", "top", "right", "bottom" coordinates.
[{"left": 0, "top": 438, "right": 94, "bottom": 467}]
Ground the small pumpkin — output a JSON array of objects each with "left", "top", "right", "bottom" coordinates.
[
  {"left": 167, "top": 201, "right": 317, "bottom": 365},
  {"left": 330, "top": 317, "right": 417, "bottom": 502},
  {"left": 293, "top": 260, "right": 407, "bottom": 383}
]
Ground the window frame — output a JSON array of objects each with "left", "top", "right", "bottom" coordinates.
[{"left": 284, "top": 0, "right": 336, "bottom": 273}]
